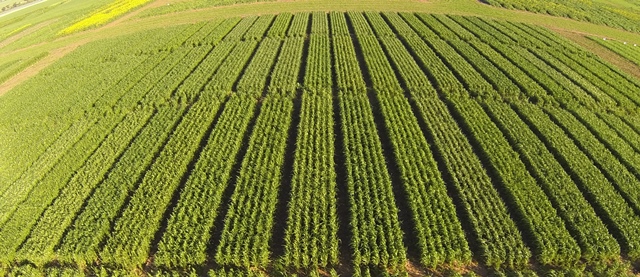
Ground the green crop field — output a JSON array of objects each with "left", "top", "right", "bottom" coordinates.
[
  {"left": 592, "top": 37, "right": 640, "bottom": 67},
  {"left": 1, "top": 0, "right": 640, "bottom": 276}
]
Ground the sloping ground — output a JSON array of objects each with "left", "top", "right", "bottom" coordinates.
[
  {"left": 2, "top": 0, "right": 639, "bottom": 99},
  {"left": 1, "top": 11, "right": 640, "bottom": 276}
]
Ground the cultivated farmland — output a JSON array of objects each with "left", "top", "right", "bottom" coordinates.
[{"left": 1, "top": 8, "right": 640, "bottom": 277}]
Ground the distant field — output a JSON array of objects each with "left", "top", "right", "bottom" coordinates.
[
  {"left": 480, "top": 0, "right": 640, "bottom": 33},
  {"left": 0, "top": 0, "right": 114, "bottom": 53},
  {"left": 592, "top": 37, "right": 640, "bottom": 67},
  {"left": 1, "top": 10, "right": 640, "bottom": 276}
]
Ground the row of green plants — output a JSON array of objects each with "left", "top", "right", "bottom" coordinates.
[
  {"left": 268, "top": 37, "right": 306, "bottom": 97},
  {"left": 215, "top": 98, "right": 294, "bottom": 267},
  {"left": 356, "top": 13, "right": 472, "bottom": 267},
  {"left": 0, "top": 39, "right": 205, "bottom": 261},
  {"left": 338, "top": 93, "right": 406, "bottom": 267},
  {"left": 18, "top": 44, "right": 218, "bottom": 264},
  {"left": 411, "top": 95, "right": 531, "bottom": 268},
  {"left": 331, "top": 15, "right": 406, "bottom": 267},
  {"left": 548, "top": 106, "right": 640, "bottom": 217},
  {"left": 591, "top": 38, "right": 640, "bottom": 67},
  {"left": 0, "top": 43, "right": 172, "bottom": 211},
  {"left": 4, "top": 12, "right": 640, "bottom": 274},
  {"left": 206, "top": 40, "right": 259, "bottom": 93},
  {"left": 598, "top": 112, "right": 640, "bottom": 153},
  {"left": 303, "top": 35, "right": 332, "bottom": 94},
  {"left": 288, "top": 12, "right": 310, "bottom": 38},
  {"left": 236, "top": 38, "right": 282, "bottom": 97},
  {"left": 483, "top": 99, "right": 620, "bottom": 261},
  {"left": 56, "top": 104, "right": 187, "bottom": 264},
  {"left": 282, "top": 94, "right": 338, "bottom": 268},
  {"left": 311, "top": 11, "right": 329, "bottom": 35},
  {"left": 16, "top": 107, "right": 155, "bottom": 263},
  {"left": 385, "top": 14, "right": 532, "bottom": 267},
  {"left": 481, "top": 0, "right": 640, "bottom": 33},
  {"left": 175, "top": 41, "right": 236, "bottom": 101},
  {"left": 156, "top": 97, "right": 258, "bottom": 267},
  {"left": 515, "top": 103, "right": 640, "bottom": 260},
  {"left": 59, "top": 20, "right": 253, "bottom": 266},
  {"left": 448, "top": 96, "right": 581, "bottom": 264},
  {"left": 100, "top": 92, "right": 223, "bottom": 267},
  {"left": 330, "top": 12, "right": 365, "bottom": 93},
  {"left": 267, "top": 13, "right": 293, "bottom": 38},
  {"left": 100, "top": 21, "right": 263, "bottom": 266},
  {"left": 350, "top": 16, "right": 403, "bottom": 94},
  {"left": 243, "top": 15, "right": 276, "bottom": 41}
]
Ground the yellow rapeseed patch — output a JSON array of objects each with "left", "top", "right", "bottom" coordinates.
[{"left": 59, "top": 0, "right": 152, "bottom": 35}]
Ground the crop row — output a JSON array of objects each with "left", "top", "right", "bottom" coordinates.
[
  {"left": 381, "top": 16, "right": 533, "bottom": 266},
  {"left": 447, "top": 39, "right": 519, "bottom": 97},
  {"left": 332, "top": 35, "right": 366, "bottom": 93},
  {"left": 0, "top": 52, "right": 47, "bottom": 87},
  {"left": 378, "top": 35, "right": 436, "bottom": 96},
  {"left": 445, "top": 15, "right": 620, "bottom": 108},
  {"left": 215, "top": 98, "right": 294, "bottom": 267},
  {"left": 351, "top": 13, "right": 403, "bottom": 94},
  {"left": 267, "top": 13, "right": 293, "bottom": 38},
  {"left": 0, "top": 28, "right": 184, "bottom": 194},
  {"left": 411, "top": 96, "right": 530, "bottom": 267},
  {"left": 269, "top": 37, "right": 306, "bottom": 97},
  {"left": 287, "top": 12, "right": 310, "bottom": 37},
  {"left": 0, "top": 45, "right": 200, "bottom": 259},
  {"left": 21, "top": 46, "right": 218, "bottom": 259},
  {"left": 598, "top": 112, "right": 640, "bottom": 153},
  {"left": 311, "top": 12, "right": 329, "bottom": 35},
  {"left": 184, "top": 19, "right": 224, "bottom": 46},
  {"left": 330, "top": 12, "right": 350, "bottom": 36},
  {"left": 236, "top": 38, "right": 282, "bottom": 97},
  {"left": 199, "top": 18, "right": 242, "bottom": 46},
  {"left": 549, "top": 106, "right": 640, "bottom": 214},
  {"left": 549, "top": 52, "right": 639, "bottom": 107},
  {"left": 0, "top": 106, "right": 137, "bottom": 260},
  {"left": 138, "top": 46, "right": 214, "bottom": 105},
  {"left": 330, "top": 13, "right": 365, "bottom": 93},
  {"left": 355, "top": 14, "right": 471, "bottom": 267},
  {"left": 205, "top": 40, "right": 259, "bottom": 94},
  {"left": 303, "top": 35, "right": 332, "bottom": 94},
  {"left": 514, "top": 103, "right": 640, "bottom": 259},
  {"left": 416, "top": 14, "right": 458, "bottom": 41},
  {"left": 155, "top": 97, "right": 258, "bottom": 267},
  {"left": 282, "top": 94, "right": 338, "bottom": 268},
  {"left": 100, "top": 92, "right": 224, "bottom": 267},
  {"left": 464, "top": 40, "right": 548, "bottom": 101},
  {"left": 380, "top": 95, "right": 472, "bottom": 267},
  {"left": 175, "top": 41, "right": 236, "bottom": 101},
  {"left": 339, "top": 93, "right": 406, "bottom": 266},
  {"left": 363, "top": 12, "right": 395, "bottom": 38},
  {"left": 481, "top": 0, "right": 640, "bottom": 33},
  {"left": 225, "top": 16, "right": 258, "bottom": 41},
  {"left": 449, "top": 96, "right": 580, "bottom": 264},
  {"left": 483, "top": 99, "right": 620, "bottom": 261},
  {"left": 56, "top": 104, "right": 187, "bottom": 264},
  {"left": 592, "top": 38, "right": 640, "bottom": 67},
  {"left": 386, "top": 17, "right": 464, "bottom": 93},
  {"left": 556, "top": 51, "right": 640, "bottom": 106},
  {"left": 16, "top": 107, "right": 156, "bottom": 263},
  {"left": 243, "top": 15, "right": 275, "bottom": 41},
  {"left": 0, "top": 49, "right": 172, "bottom": 216},
  {"left": 404, "top": 19, "right": 493, "bottom": 94}
]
